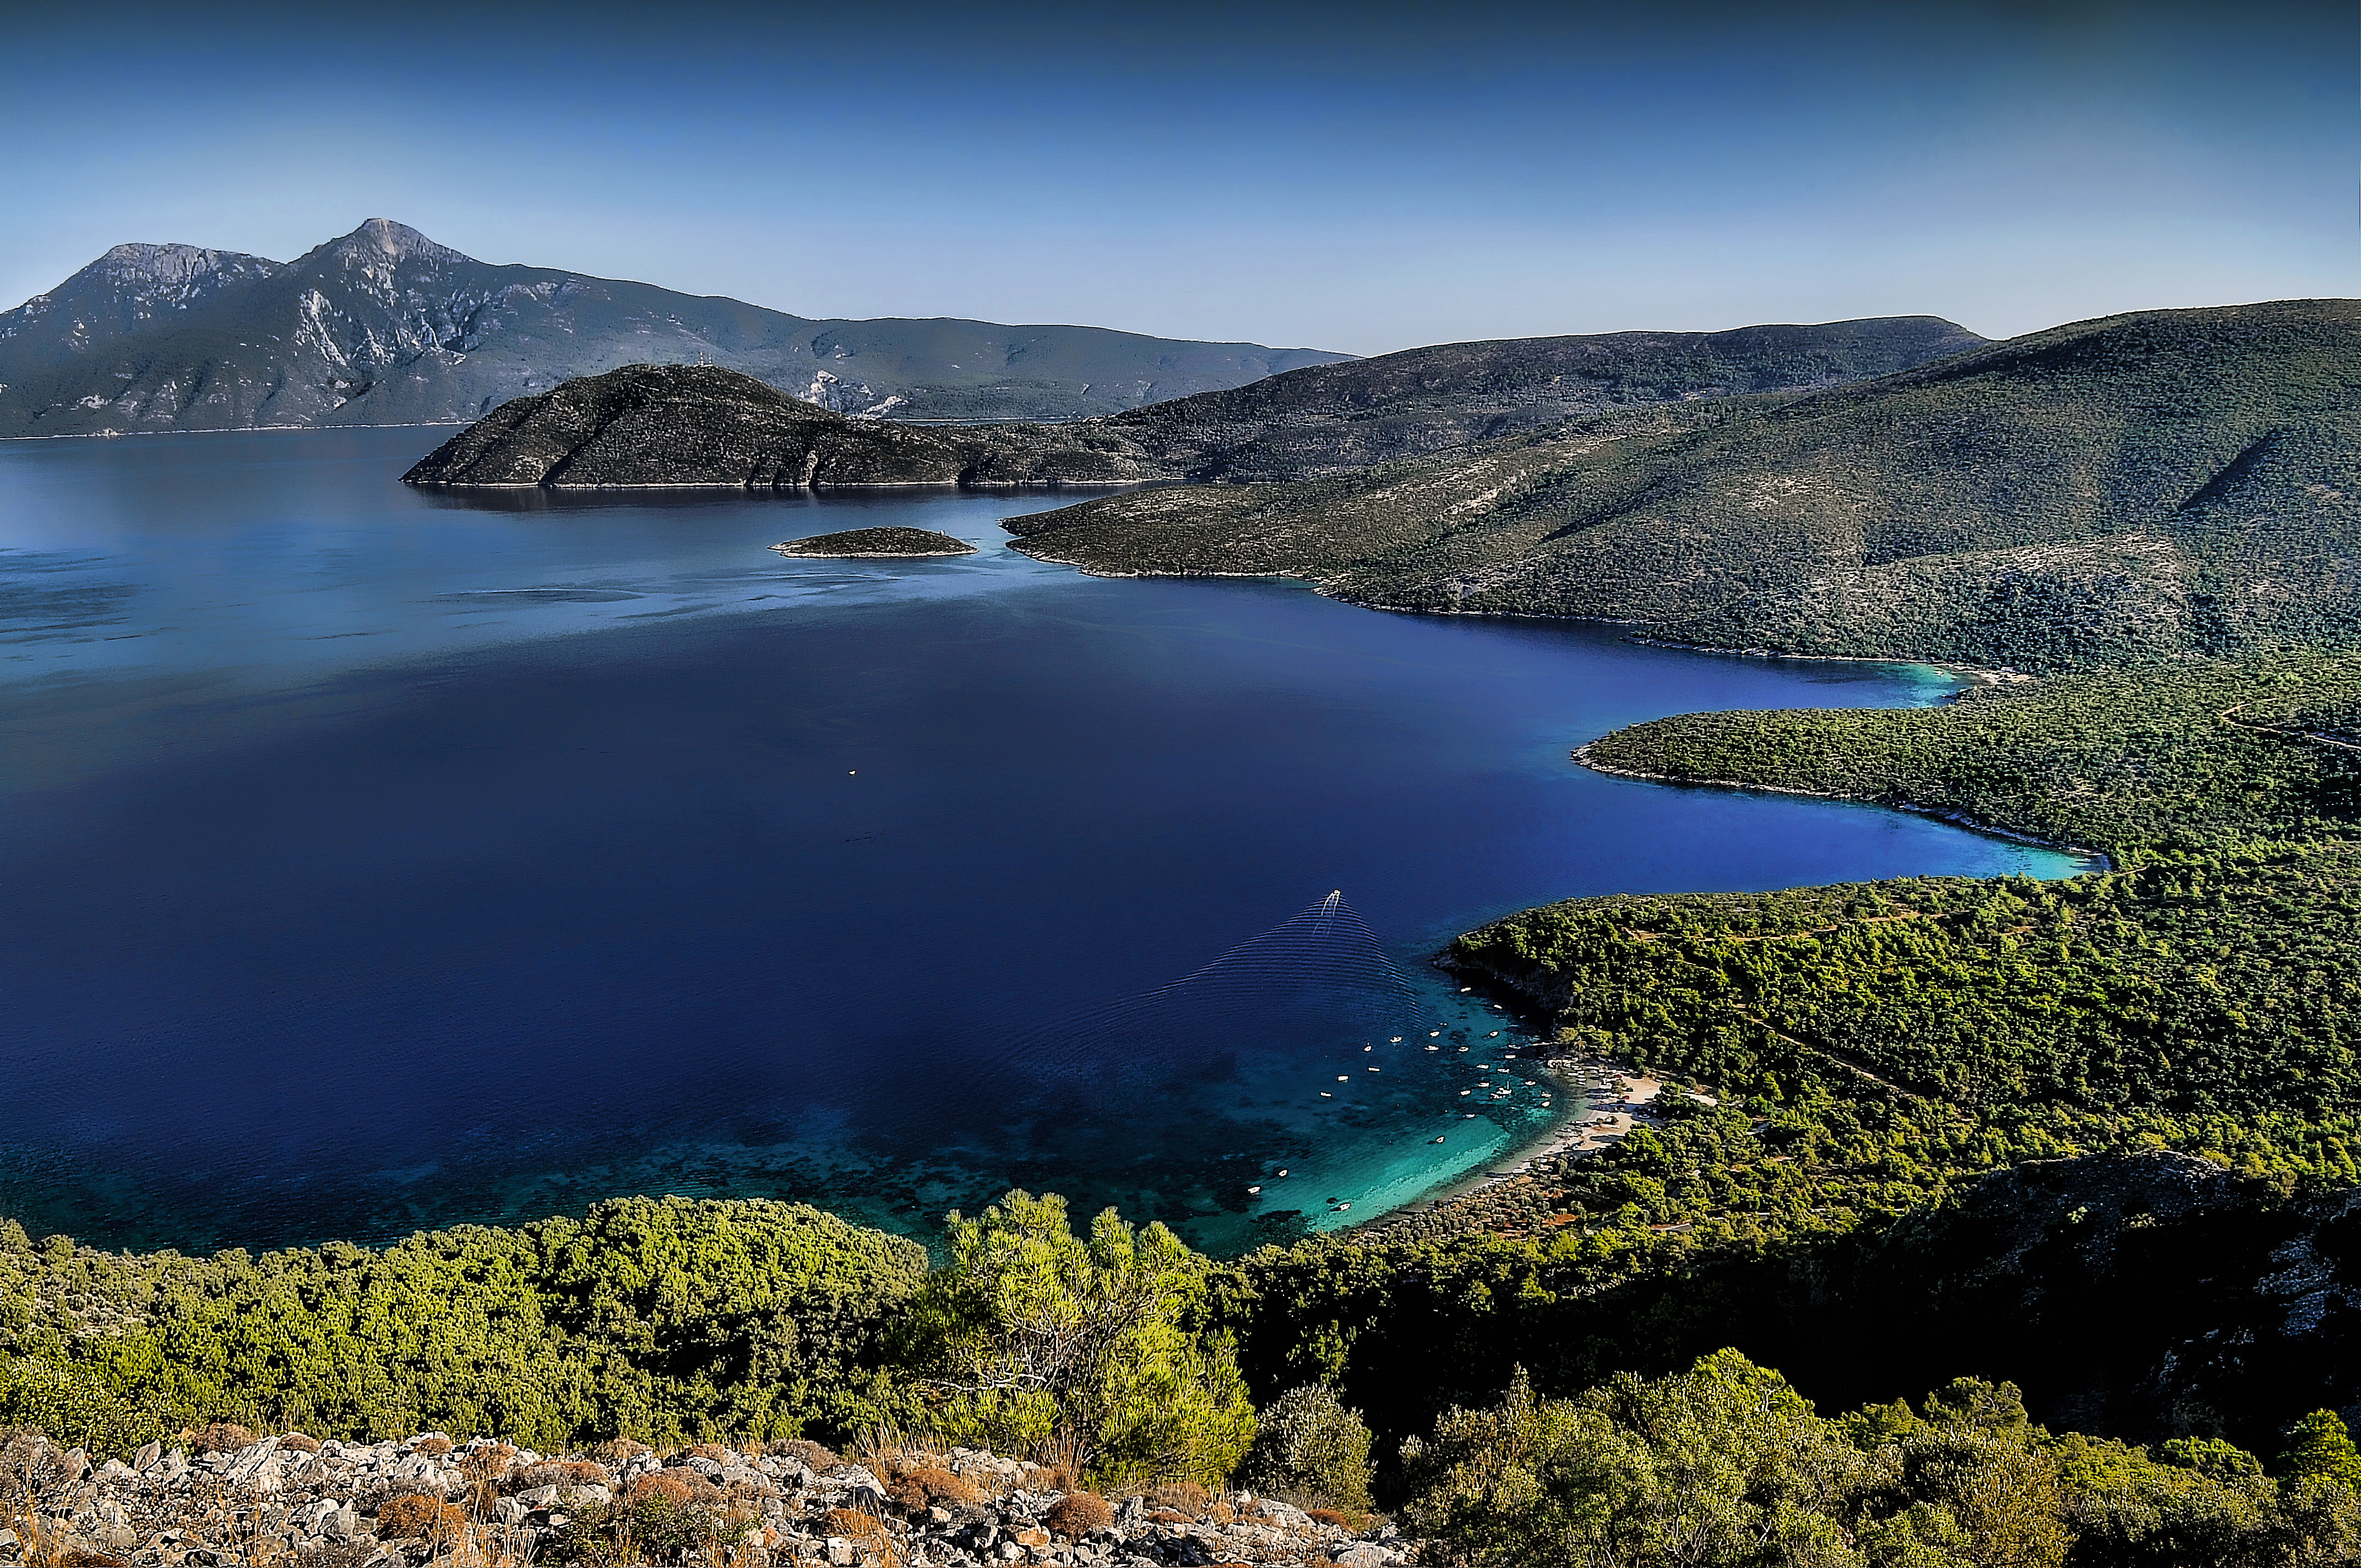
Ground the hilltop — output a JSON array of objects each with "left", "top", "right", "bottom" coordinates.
[
  {"left": 393, "top": 314, "right": 1987, "bottom": 491},
  {"left": 0, "top": 220, "right": 1347, "bottom": 437},
  {"left": 1008, "top": 299, "right": 2361, "bottom": 671},
  {"left": 399, "top": 365, "right": 1165, "bottom": 488},
  {"left": 1102, "top": 314, "right": 1984, "bottom": 481}
]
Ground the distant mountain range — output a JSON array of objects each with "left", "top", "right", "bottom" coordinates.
[
  {"left": 404, "top": 315, "right": 1985, "bottom": 488},
  {"left": 1008, "top": 299, "right": 2361, "bottom": 671},
  {"left": 0, "top": 220, "right": 1348, "bottom": 437}
]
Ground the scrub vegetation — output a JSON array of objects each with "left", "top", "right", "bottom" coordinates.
[{"left": 1007, "top": 300, "right": 2361, "bottom": 672}]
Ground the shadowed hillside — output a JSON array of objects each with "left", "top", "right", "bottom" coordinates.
[
  {"left": 1008, "top": 300, "right": 2361, "bottom": 671},
  {"left": 401, "top": 364, "right": 1166, "bottom": 487}
]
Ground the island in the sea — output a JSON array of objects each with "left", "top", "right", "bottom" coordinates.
[{"left": 773, "top": 526, "right": 978, "bottom": 558}]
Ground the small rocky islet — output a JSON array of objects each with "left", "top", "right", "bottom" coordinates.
[
  {"left": 0, "top": 1429, "right": 1410, "bottom": 1568},
  {"left": 772, "top": 528, "right": 978, "bottom": 559}
]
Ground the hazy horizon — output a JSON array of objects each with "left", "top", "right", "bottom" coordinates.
[{"left": 2, "top": 0, "right": 2350, "bottom": 357}]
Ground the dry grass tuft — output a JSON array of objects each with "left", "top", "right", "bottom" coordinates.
[
  {"left": 376, "top": 1493, "right": 465, "bottom": 1540},
  {"left": 686, "top": 1442, "right": 736, "bottom": 1466},
  {"left": 185, "top": 1423, "right": 255, "bottom": 1455},
  {"left": 627, "top": 1472, "right": 702, "bottom": 1507},
  {"left": 1150, "top": 1482, "right": 1209, "bottom": 1515},
  {"left": 883, "top": 1464, "right": 981, "bottom": 1514},
  {"left": 1018, "top": 1462, "right": 1074, "bottom": 1495},
  {"left": 1043, "top": 1493, "right": 1114, "bottom": 1538},
  {"left": 820, "top": 1508, "right": 897, "bottom": 1566},
  {"left": 593, "top": 1438, "right": 651, "bottom": 1467},
  {"left": 769, "top": 1439, "right": 840, "bottom": 1471},
  {"left": 411, "top": 1436, "right": 455, "bottom": 1457},
  {"left": 278, "top": 1433, "right": 322, "bottom": 1455}
]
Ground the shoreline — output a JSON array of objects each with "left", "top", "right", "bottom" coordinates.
[
  {"left": 990, "top": 536, "right": 2041, "bottom": 695},
  {"left": 1571, "top": 744, "right": 2111, "bottom": 868},
  {"left": 1359, "top": 1051, "right": 1672, "bottom": 1229}
]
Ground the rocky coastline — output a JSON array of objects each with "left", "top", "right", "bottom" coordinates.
[{"left": 0, "top": 1431, "right": 1412, "bottom": 1568}]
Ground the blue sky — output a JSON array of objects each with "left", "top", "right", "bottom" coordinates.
[{"left": 2, "top": 0, "right": 2350, "bottom": 354}]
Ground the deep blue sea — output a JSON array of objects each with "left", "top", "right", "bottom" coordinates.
[{"left": 0, "top": 429, "right": 2086, "bottom": 1255}]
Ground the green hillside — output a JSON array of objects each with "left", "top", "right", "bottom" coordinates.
[
  {"left": 1007, "top": 300, "right": 2361, "bottom": 671},
  {"left": 1103, "top": 315, "right": 1983, "bottom": 481},
  {"left": 1465, "top": 652, "right": 2361, "bottom": 1115}
]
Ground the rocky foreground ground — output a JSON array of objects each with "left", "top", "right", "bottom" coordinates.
[{"left": 0, "top": 1430, "right": 1411, "bottom": 1568}]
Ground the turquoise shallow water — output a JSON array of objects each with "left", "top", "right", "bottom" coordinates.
[{"left": 0, "top": 429, "right": 2086, "bottom": 1254}]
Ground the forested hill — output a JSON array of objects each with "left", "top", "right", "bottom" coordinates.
[
  {"left": 1099, "top": 314, "right": 1984, "bottom": 481},
  {"left": 1585, "top": 652, "right": 2361, "bottom": 865},
  {"left": 395, "top": 314, "right": 1981, "bottom": 490},
  {"left": 1007, "top": 298, "right": 2361, "bottom": 671},
  {"left": 1404, "top": 653, "right": 2361, "bottom": 1457},
  {"left": 400, "top": 365, "right": 1166, "bottom": 488},
  {"left": 1470, "top": 652, "right": 2361, "bottom": 1122}
]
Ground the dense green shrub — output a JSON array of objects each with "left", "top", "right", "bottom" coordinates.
[
  {"left": 893, "top": 1190, "right": 1254, "bottom": 1489},
  {"left": 1399, "top": 1352, "right": 2353, "bottom": 1568},
  {"left": 543, "top": 1493, "right": 742, "bottom": 1566},
  {"left": 1242, "top": 1384, "right": 1373, "bottom": 1513},
  {"left": 0, "top": 1356, "right": 176, "bottom": 1457},
  {"left": 0, "top": 1196, "right": 926, "bottom": 1455}
]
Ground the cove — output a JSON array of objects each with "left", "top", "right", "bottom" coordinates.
[{"left": 0, "top": 429, "right": 2085, "bottom": 1255}]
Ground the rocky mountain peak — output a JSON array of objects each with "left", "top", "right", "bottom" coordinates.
[
  {"left": 0, "top": 242, "right": 279, "bottom": 350},
  {"left": 73, "top": 243, "right": 280, "bottom": 306},
  {"left": 319, "top": 219, "right": 470, "bottom": 270},
  {"left": 89, "top": 242, "right": 274, "bottom": 287}
]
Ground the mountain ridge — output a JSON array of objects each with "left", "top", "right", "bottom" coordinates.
[
  {"left": 1004, "top": 298, "right": 2361, "bottom": 671},
  {"left": 400, "top": 314, "right": 1989, "bottom": 490},
  {"left": 0, "top": 220, "right": 1349, "bottom": 437}
]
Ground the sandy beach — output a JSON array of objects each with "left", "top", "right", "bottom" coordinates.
[{"left": 1374, "top": 1056, "right": 1670, "bottom": 1221}]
